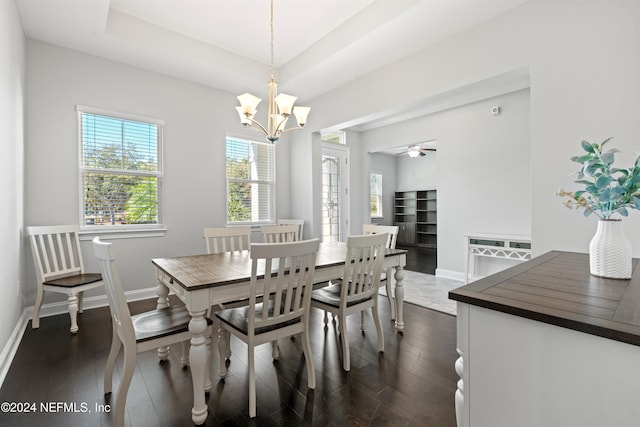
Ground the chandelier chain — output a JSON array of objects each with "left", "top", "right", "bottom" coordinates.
[{"left": 270, "top": 0, "right": 275, "bottom": 80}]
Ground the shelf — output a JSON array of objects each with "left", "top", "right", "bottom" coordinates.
[{"left": 398, "top": 189, "right": 437, "bottom": 248}]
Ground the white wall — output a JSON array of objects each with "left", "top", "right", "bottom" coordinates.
[
  {"left": 0, "top": 0, "right": 26, "bottom": 360},
  {"left": 306, "top": 0, "right": 640, "bottom": 276},
  {"left": 23, "top": 41, "right": 293, "bottom": 306},
  {"left": 363, "top": 89, "right": 531, "bottom": 275},
  {"left": 396, "top": 151, "right": 437, "bottom": 192}
]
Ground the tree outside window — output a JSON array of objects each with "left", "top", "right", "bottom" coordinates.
[
  {"left": 78, "top": 107, "right": 163, "bottom": 231},
  {"left": 226, "top": 136, "right": 275, "bottom": 224}
]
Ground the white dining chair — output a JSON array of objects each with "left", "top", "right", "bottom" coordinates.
[
  {"left": 277, "top": 219, "right": 304, "bottom": 240},
  {"left": 261, "top": 224, "right": 299, "bottom": 242},
  {"left": 204, "top": 226, "right": 251, "bottom": 253},
  {"left": 92, "top": 237, "right": 212, "bottom": 427},
  {"left": 311, "top": 233, "right": 387, "bottom": 371},
  {"left": 203, "top": 226, "right": 252, "bottom": 364},
  {"left": 215, "top": 238, "right": 320, "bottom": 418},
  {"left": 363, "top": 224, "right": 400, "bottom": 320},
  {"left": 27, "top": 224, "right": 104, "bottom": 333}
]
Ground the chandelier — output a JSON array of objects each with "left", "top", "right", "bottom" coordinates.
[{"left": 235, "top": 0, "right": 310, "bottom": 143}]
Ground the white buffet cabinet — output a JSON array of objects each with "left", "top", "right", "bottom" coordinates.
[{"left": 449, "top": 251, "right": 640, "bottom": 427}]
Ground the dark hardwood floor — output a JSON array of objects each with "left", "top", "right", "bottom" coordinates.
[{"left": 0, "top": 296, "right": 457, "bottom": 426}]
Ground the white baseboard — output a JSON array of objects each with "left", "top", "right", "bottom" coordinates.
[
  {"left": 0, "top": 309, "right": 30, "bottom": 389},
  {"left": 435, "top": 268, "right": 466, "bottom": 282},
  {"left": 0, "top": 286, "right": 160, "bottom": 389}
]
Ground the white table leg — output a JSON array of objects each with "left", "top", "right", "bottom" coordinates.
[
  {"left": 155, "top": 280, "right": 171, "bottom": 360},
  {"left": 188, "top": 310, "right": 210, "bottom": 425},
  {"left": 394, "top": 266, "right": 405, "bottom": 331}
]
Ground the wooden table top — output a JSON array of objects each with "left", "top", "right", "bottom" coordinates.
[
  {"left": 449, "top": 251, "right": 640, "bottom": 346},
  {"left": 152, "top": 242, "right": 407, "bottom": 291}
]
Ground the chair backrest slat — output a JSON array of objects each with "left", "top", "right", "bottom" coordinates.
[
  {"left": 27, "top": 224, "right": 85, "bottom": 282},
  {"left": 262, "top": 224, "right": 299, "bottom": 243},
  {"left": 204, "top": 226, "right": 251, "bottom": 254},
  {"left": 92, "top": 237, "right": 135, "bottom": 343},
  {"left": 248, "top": 239, "right": 320, "bottom": 332},
  {"left": 277, "top": 219, "right": 304, "bottom": 241},
  {"left": 362, "top": 224, "right": 399, "bottom": 250},
  {"left": 342, "top": 233, "right": 387, "bottom": 306}
]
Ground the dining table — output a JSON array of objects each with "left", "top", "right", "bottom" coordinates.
[{"left": 151, "top": 241, "right": 407, "bottom": 425}]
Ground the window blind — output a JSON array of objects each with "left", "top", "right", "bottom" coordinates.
[
  {"left": 78, "top": 108, "right": 163, "bottom": 229},
  {"left": 226, "top": 136, "right": 276, "bottom": 224}
]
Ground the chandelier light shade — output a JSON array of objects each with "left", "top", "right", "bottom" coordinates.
[{"left": 236, "top": 0, "right": 310, "bottom": 143}]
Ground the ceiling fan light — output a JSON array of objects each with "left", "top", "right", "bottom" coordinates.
[
  {"left": 408, "top": 149, "right": 420, "bottom": 158},
  {"left": 293, "top": 106, "right": 310, "bottom": 126}
]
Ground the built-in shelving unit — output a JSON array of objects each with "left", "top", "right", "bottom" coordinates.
[
  {"left": 416, "top": 190, "right": 437, "bottom": 248},
  {"left": 394, "top": 191, "right": 416, "bottom": 245},
  {"left": 394, "top": 189, "right": 437, "bottom": 247}
]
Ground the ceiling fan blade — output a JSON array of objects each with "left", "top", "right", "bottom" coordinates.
[{"left": 419, "top": 151, "right": 426, "bottom": 156}]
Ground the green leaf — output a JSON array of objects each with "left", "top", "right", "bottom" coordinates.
[
  {"left": 601, "top": 151, "right": 615, "bottom": 167},
  {"left": 581, "top": 140, "right": 595, "bottom": 153},
  {"left": 600, "top": 137, "right": 613, "bottom": 148},
  {"left": 595, "top": 175, "right": 612, "bottom": 189},
  {"left": 598, "top": 188, "right": 611, "bottom": 202}
]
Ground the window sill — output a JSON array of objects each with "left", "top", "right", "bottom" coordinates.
[{"left": 79, "top": 227, "right": 167, "bottom": 241}]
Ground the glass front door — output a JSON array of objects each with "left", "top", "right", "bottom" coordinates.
[{"left": 321, "top": 144, "right": 349, "bottom": 242}]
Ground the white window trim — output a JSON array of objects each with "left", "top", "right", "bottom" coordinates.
[{"left": 77, "top": 105, "right": 166, "bottom": 238}]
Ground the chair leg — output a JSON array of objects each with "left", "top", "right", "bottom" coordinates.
[
  {"left": 114, "top": 344, "right": 136, "bottom": 427},
  {"left": 157, "top": 345, "right": 170, "bottom": 362},
  {"left": 180, "top": 341, "right": 189, "bottom": 367},
  {"left": 338, "top": 313, "right": 350, "bottom": 372},
  {"left": 217, "top": 326, "right": 228, "bottom": 378},
  {"left": 372, "top": 306, "right": 384, "bottom": 353},
  {"left": 32, "top": 288, "right": 44, "bottom": 329},
  {"left": 104, "top": 324, "right": 121, "bottom": 395},
  {"left": 68, "top": 293, "right": 80, "bottom": 334},
  {"left": 360, "top": 312, "right": 365, "bottom": 332},
  {"left": 385, "top": 275, "right": 396, "bottom": 321},
  {"left": 77, "top": 291, "right": 85, "bottom": 313},
  {"left": 248, "top": 345, "right": 256, "bottom": 418},
  {"left": 301, "top": 331, "right": 316, "bottom": 389}
]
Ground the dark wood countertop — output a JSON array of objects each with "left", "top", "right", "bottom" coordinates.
[{"left": 449, "top": 251, "right": 640, "bottom": 346}]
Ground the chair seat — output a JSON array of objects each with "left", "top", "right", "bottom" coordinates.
[
  {"left": 43, "top": 273, "right": 103, "bottom": 288},
  {"left": 216, "top": 303, "right": 301, "bottom": 336},
  {"left": 311, "top": 281, "right": 373, "bottom": 308},
  {"left": 132, "top": 305, "right": 212, "bottom": 343}
]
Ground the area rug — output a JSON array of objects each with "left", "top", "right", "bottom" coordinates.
[{"left": 379, "top": 270, "right": 463, "bottom": 316}]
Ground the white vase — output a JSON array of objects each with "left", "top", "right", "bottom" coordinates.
[{"left": 589, "top": 219, "right": 632, "bottom": 279}]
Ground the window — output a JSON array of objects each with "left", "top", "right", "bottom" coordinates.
[
  {"left": 370, "top": 173, "right": 383, "bottom": 218},
  {"left": 226, "top": 136, "right": 276, "bottom": 224},
  {"left": 78, "top": 106, "right": 164, "bottom": 232},
  {"left": 321, "top": 130, "right": 346, "bottom": 144}
]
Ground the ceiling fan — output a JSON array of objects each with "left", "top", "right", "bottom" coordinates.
[{"left": 407, "top": 144, "right": 436, "bottom": 157}]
